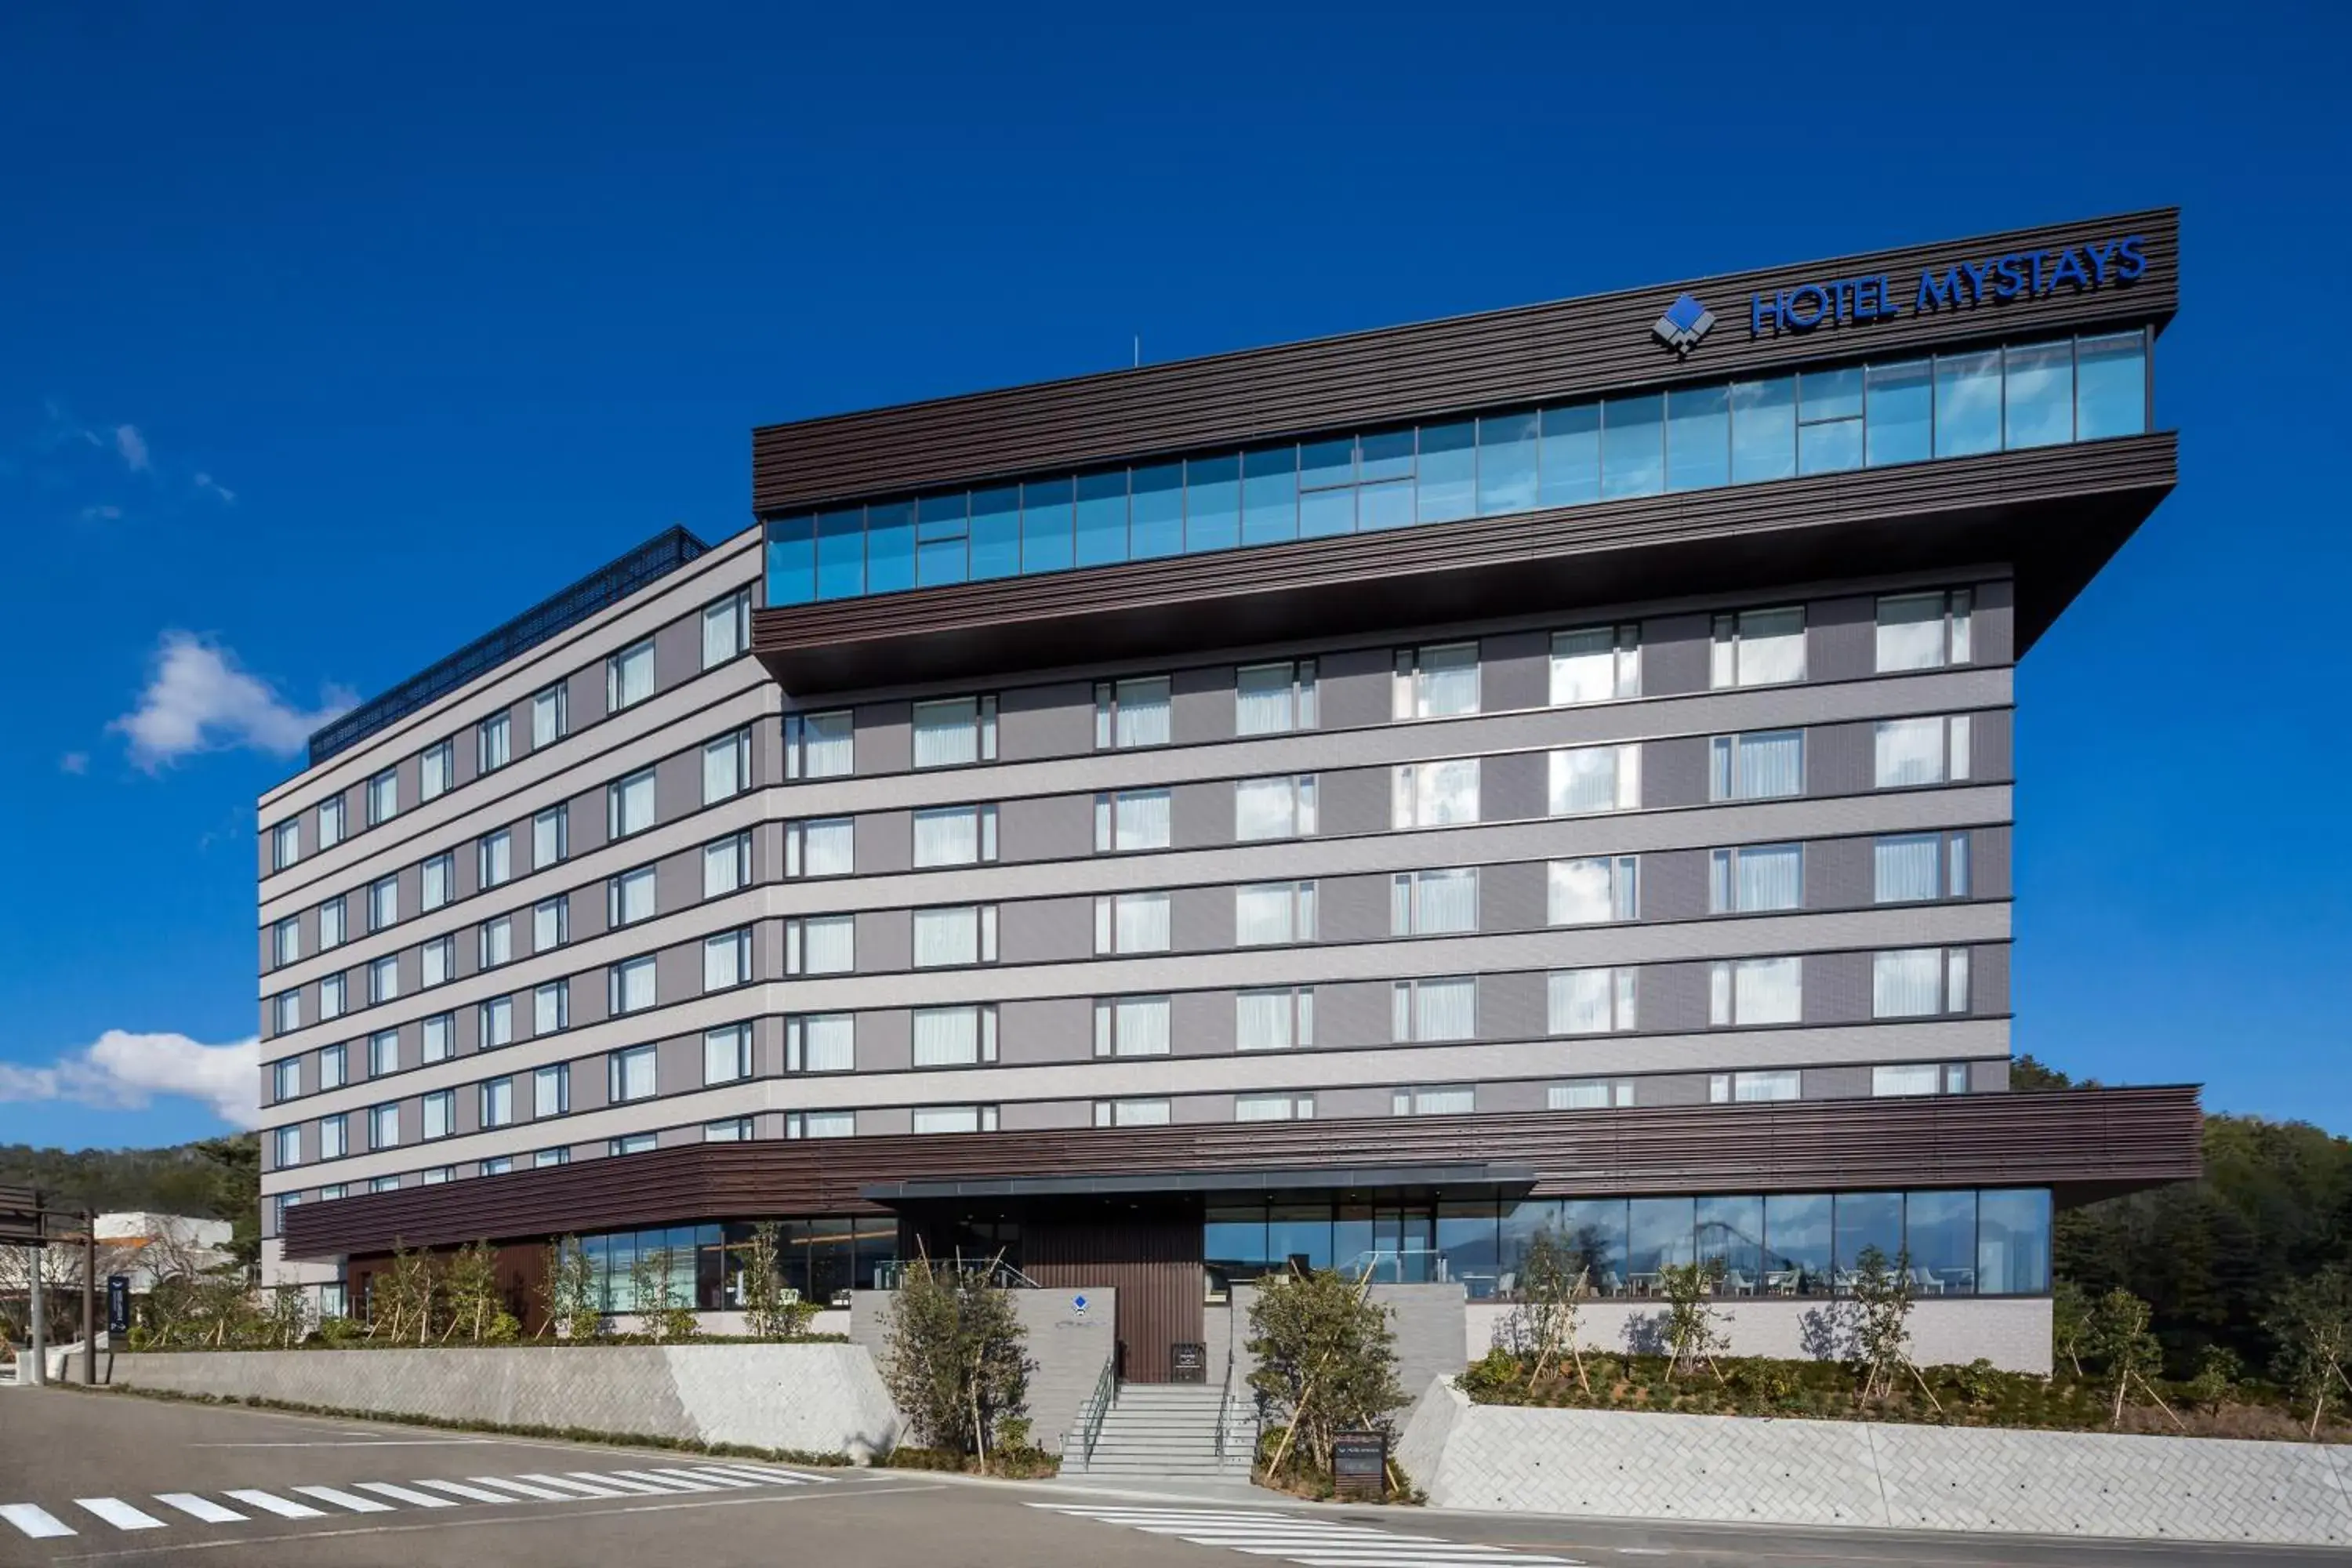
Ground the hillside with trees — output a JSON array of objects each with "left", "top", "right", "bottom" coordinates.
[{"left": 0, "top": 1134, "right": 260, "bottom": 1272}]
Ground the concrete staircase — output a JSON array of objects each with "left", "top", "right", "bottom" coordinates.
[{"left": 1063, "top": 1382, "right": 1254, "bottom": 1479}]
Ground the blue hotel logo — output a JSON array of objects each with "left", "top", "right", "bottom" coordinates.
[{"left": 1652, "top": 292, "right": 1715, "bottom": 357}]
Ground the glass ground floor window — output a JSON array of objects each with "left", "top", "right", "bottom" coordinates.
[{"left": 578, "top": 1215, "right": 898, "bottom": 1311}]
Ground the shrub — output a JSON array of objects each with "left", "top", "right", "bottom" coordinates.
[
  {"left": 879, "top": 1251, "right": 1031, "bottom": 1466},
  {"left": 1249, "top": 1268, "right": 1406, "bottom": 1481}
]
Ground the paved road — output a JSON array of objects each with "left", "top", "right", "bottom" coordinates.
[{"left": 0, "top": 1388, "right": 2337, "bottom": 1567}]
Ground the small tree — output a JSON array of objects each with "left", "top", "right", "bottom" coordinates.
[
  {"left": 1247, "top": 1267, "right": 1406, "bottom": 1479},
  {"left": 2086, "top": 1287, "right": 2163, "bottom": 1428},
  {"left": 1657, "top": 1259, "right": 1728, "bottom": 1383},
  {"left": 368, "top": 1244, "right": 437, "bottom": 1345},
  {"left": 2264, "top": 1265, "right": 2352, "bottom": 1439},
  {"left": 741, "top": 1221, "right": 817, "bottom": 1341},
  {"left": 880, "top": 1250, "right": 1031, "bottom": 1468},
  {"left": 630, "top": 1247, "right": 699, "bottom": 1342},
  {"left": 1504, "top": 1228, "right": 1590, "bottom": 1393},
  {"left": 539, "top": 1236, "right": 602, "bottom": 1341},
  {"left": 1849, "top": 1246, "right": 1919, "bottom": 1406},
  {"left": 2052, "top": 1279, "right": 2092, "bottom": 1378},
  {"left": 442, "top": 1241, "right": 519, "bottom": 1344},
  {"left": 262, "top": 1283, "right": 310, "bottom": 1348}
]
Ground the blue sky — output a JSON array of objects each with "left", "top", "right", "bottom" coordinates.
[{"left": 2, "top": 2, "right": 2345, "bottom": 1150}]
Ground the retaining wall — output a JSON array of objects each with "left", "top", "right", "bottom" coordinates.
[
  {"left": 1465, "top": 1296, "right": 2053, "bottom": 1375},
  {"left": 850, "top": 1285, "right": 1116, "bottom": 1454},
  {"left": 1397, "top": 1381, "right": 2352, "bottom": 1546}
]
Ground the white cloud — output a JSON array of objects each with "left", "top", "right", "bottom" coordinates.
[
  {"left": 111, "top": 632, "right": 354, "bottom": 771},
  {"left": 114, "top": 423, "right": 151, "bottom": 472},
  {"left": 58, "top": 751, "right": 89, "bottom": 775},
  {"left": 193, "top": 471, "right": 236, "bottom": 504},
  {"left": 79, "top": 503, "right": 123, "bottom": 521},
  {"left": 0, "top": 1030, "right": 259, "bottom": 1130}
]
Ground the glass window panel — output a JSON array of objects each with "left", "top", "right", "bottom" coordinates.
[
  {"left": 1206, "top": 1203, "right": 1272, "bottom": 1282},
  {"left": 1875, "top": 834, "right": 1943, "bottom": 902},
  {"left": 1875, "top": 717, "right": 1946, "bottom": 787},
  {"left": 1865, "top": 360, "right": 1933, "bottom": 466},
  {"left": 1935, "top": 350, "right": 2004, "bottom": 456},
  {"left": 1356, "top": 429, "right": 1414, "bottom": 485},
  {"left": 1537, "top": 402, "right": 1600, "bottom": 506},
  {"left": 1184, "top": 455, "right": 1241, "bottom": 554},
  {"left": 1437, "top": 1200, "right": 1501, "bottom": 1299},
  {"left": 1797, "top": 366, "right": 1864, "bottom": 474},
  {"left": 1240, "top": 445, "right": 1298, "bottom": 546},
  {"left": 1834, "top": 1192, "right": 1904, "bottom": 1287},
  {"left": 1356, "top": 477, "right": 1414, "bottom": 532},
  {"left": 1697, "top": 1196, "right": 1765, "bottom": 1294},
  {"left": 765, "top": 515, "right": 815, "bottom": 606},
  {"left": 1020, "top": 477, "right": 1075, "bottom": 575},
  {"left": 2075, "top": 332, "right": 2147, "bottom": 441},
  {"left": 2005, "top": 341, "right": 2074, "bottom": 450},
  {"left": 1417, "top": 420, "right": 1476, "bottom": 523},
  {"left": 814, "top": 508, "right": 864, "bottom": 601},
  {"left": 1073, "top": 469, "right": 1131, "bottom": 566},
  {"left": 1475, "top": 411, "right": 1539, "bottom": 516},
  {"left": 916, "top": 493, "right": 969, "bottom": 586},
  {"left": 1298, "top": 436, "right": 1354, "bottom": 490},
  {"left": 1763, "top": 1194, "right": 1833, "bottom": 1296},
  {"left": 1130, "top": 463, "right": 1185, "bottom": 558},
  {"left": 1906, "top": 1189, "right": 1977, "bottom": 1297},
  {"left": 967, "top": 486, "right": 1021, "bottom": 580},
  {"left": 1977, "top": 1189, "right": 2051, "bottom": 1295},
  {"left": 1876, "top": 592, "right": 1948, "bottom": 670},
  {"left": 1268, "top": 1203, "right": 1332, "bottom": 1271},
  {"left": 864, "top": 501, "right": 915, "bottom": 594},
  {"left": 1599, "top": 394, "right": 1664, "bottom": 498},
  {"left": 1664, "top": 384, "right": 1730, "bottom": 492},
  {"left": 1552, "top": 1200, "right": 1627, "bottom": 1297},
  {"left": 1874, "top": 948, "right": 1945, "bottom": 1017},
  {"left": 1626, "top": 1198, "right": 1696, "bottom": 1287},
  {"left": 1728, "top": 377, "right": 1795, "bottom": 483}
]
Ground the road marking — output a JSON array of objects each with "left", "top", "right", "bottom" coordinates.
[
  {"left": 350, "top": 1482, "right": 456, "bottom": 1509},
  {"left": 0, "top": 1504, "right": 76, "bottom": 1539},
  {"left": 223, "top": 1490, "right": 326, "bottom": 1519},
  {"left": 694, "top": 1463, "right": 826, "bottom": 1484},
  {"left": 291, "top": 1485, "right": 396, "bottom": 1513},
  {"left": 1615, "top": 1552, "right": 1673, "bottom": 1558},
  {"left": 564, "top": 1471, "right": 674, "bottom": 1494},
  {"left": 190, "top": 1439, "right": 496, "bottom": 1447},
  {"left": 466, "top": 1476, "right": 574, "bottom": 1500},
  {"left": 1037, "top": 1507, "right": 1583, "bottom": 1568},
  {"left": 152, "top": 1495, "right": 246, "bottom": 1524},
  {"left": 408, "top": 1479, "right": 519, "bottom": 1504},
  {"left": 517, "top": 1472, "right": 629, "bottom": 1497},
  {"left": 608, "top": 1469, "right": 717, "bottom": 1491},
  {"left": 649, "top": 1467, "right": 757, "bottom": 1489},
  {"left": 73, "top": 1500, "right": 166, "bottom": 1532}
]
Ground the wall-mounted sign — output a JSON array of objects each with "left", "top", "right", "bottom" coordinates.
[
  {"left": 1748, "top": 234, "right": 2147, "bottom": 339},
  {"left": 1071, "top": 1294, "right": 1089, "bottom": 1317}
]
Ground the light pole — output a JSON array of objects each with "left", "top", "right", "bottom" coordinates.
[{"left": 26, "top": 1237, "right": 44, "bottom": 1387}]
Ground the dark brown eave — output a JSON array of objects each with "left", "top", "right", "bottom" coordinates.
[
  {"left": 281, "top": 1085, "right": 2201, "bottom": 1260},
  {"left": 752, "top": 432, "right": 2174, "bottom": 695}
]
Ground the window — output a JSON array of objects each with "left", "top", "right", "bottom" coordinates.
[
  {"left": 704, "top": 927, "right": 753, "bottom": 989},
  {"left": 1394, "top": 642, "right": 1480, "bottom": 719},
  {"left": 481, "top": 1158, "right": 511, "bottom": 1177},
  {"left": 272, "top": 1058, "right": 300, "bottom": 1102},
  {"left": 787, "top": 815, "right": 855, "bottom": 878},
  {"left": 1548, "top": 967, "right": 1638, "bottom": 1035},
  {"left": 367, "top": 769, "right": 398, "bottom": 826},
  {"left": 1094, "top": 891, "right": 1171, "bottom": 954},
  {"left": 319, "top": 1113, "right": 347, "bottom": 1159},
  {"left": 271, "top": 819, "right": 301, "bottom": 870},
  {"left": 533, "top": 894, "right": 570, "bottom": 950},
  {"left": 1551, "top": 625, "right": 1641, "bottom": 705},
  {"left": 314, "top": 974, "right": 343, "bottom": 1022},
  {"left": 370, "top": 1175, "right": 401, "bottom": 1192},
  {"left": 912, "top": 695, "right": 999, "bottom": 767},
  {"left": 1236, "top": 775, "right": 1317, "bottom": 840},
  {"left": 1548, "top": 856, "right": 1639, "bottom": 924},
  {"left": 703, "top": 729, "right": 752, "bottom": 804},
  {"left": 612, "top": 1133, "right": 658, "bottom": 1156},
  {"left": 1392, "top": 868, "right": 1479, "bottom": 935},
  {"left": 1094, "top": 995, "right": 1171, "bottom": 1057},
  {"left": 1094, "top": 676, "right": 1171, "bottom": 748},
  {"left": 607, "top": 639, "right": 655, "bottom": 712},
  {"left": 1709, "top": 957, "right": 1803, "bottom": 1025},
  {"left": 534, "top": 1063, "right": 570, "bottom": 1117},
  {"left": 477, "top": 828, "right": 514, "bottom": 888},
  {"left": 1392, "top": 758, "right": 1480, "bottom": 827},
  {"left": 365, "top": 875, "right": 397, "bottom": 933},
  {"left": 421, "top": 1014, "right": 452, "bottom": 1064},
  {"left": 1875, "top": 832, "right": 1969, "bottom": 905},
  {"left": 271, "top": 917, "right": 299, "bottom": 968},
  {"left": 366, "top": 956, "right": 397, "bottom": 1004},
  {"left": 701, "top": 588, "right": 751, "bottom": 668},
  {"left": 368, "top": 1029, "right": 398, "bottom": 1077},
  {"left": 477, "top": 712, "right": 511, "bottom": 774},
  {"left": 419, "top": 852, "right": 452, "bottom": 912},
  {"left": 1874, "top": 948, "right": 1972, "bottom": 1017},
  {"left": 1876, "top": 590, "right": 1973, "bottom": 672},
  {"left": 319, "top": 1042, "right": 346, "bottom": 1089},
  {"left": 913, "top": 905, "right": 996, "bottom": 967},
  {"left": 481, "top": 1076, "right": 514, "bottom": 1128},
  {"left": 1710, "top": 844, "right": 1803, "bottom": 913},
  {"left": 533, "top": 980, "right": 568, "bottom": 1035},
  {"left": 1871, "top": 1062, "right": 1958, "bottom": 1098},
  {"left": 608, "top": 1044, "right": 657, "bottom": 1103},
  {"left": 906, "top": 1103, "right": 996, "bottom": 1136},
  {"left": 533, "top": 804, "right": 569, "bottom": 869},
  {"left": 1548, "top": 745, "right": 1641, "bottom": 815},
  {"left": 705, "top": 1118, "right": 753, "bottom": 1143},
  {"left": 318, "top": 795, "right": 347, "bottom": 850},
  {"left": 1094, "top": 1098, "right": 1171, "bottom": 1128},
  {"left": 1394, "top": 1085, "right": 1475, "bottom": 1116},
  {"left": 1875, "top": 717, "right": 1972, "bottom": 788},
  {"left": 1237, "top": 1094, "right": 1315, "bottom": 1123},
  {"left": 318, "top": 895, "right": 347, "bottom": 949},
  {"left": 1550, "top": 1080, "right": 1635, "bottom": 1110},
  {"left": 608, "top": 865, "right": 656, "bottom": 927},
  {"left": 1236, "top": 660, "right": 1317, "bottom": 735},
  {"left": 423, "top": 1090, "right": 453, "bottom": 1140},
  {"left": 478, "top": 915, "right": 513, "bottom": 970},
  {"left": 423, "top": 931, "right": 455, "bottom": 985},
  {"left": 788, "top": 1013, "right": 855, "bottom": 1073},
  {"left": 1094, "top": 788, "right": 1172, "bottom": 851},
  {"left": 608, "top": 956, "right": 657, "bottom": 1014},
  {"left": 1711, "top": 607, "right": 1806, "bottom": 688},
  {"left": 1237, "top": 988, "right": 1313, "bottom": 1051},
  {"left": 608, "top": 768, "right": 656, "bottom": 838},
  {"left": 1235, "top": 881, "right": 1316, "bottom": 946},
  {"left": 704, "top": 831, "right": 754, "bottom": 896},
  {"left": 910, "top": 805, "right": 993, "bottom": 868},
  {"left": 785, "top": 710, "right": 853, "bottom": 778},
  {"left": 479, "top": 995, "right": 514, "bottom": 1048},
  {"left": 532, "top": 683, "right": 568, "bottom": 748},
  {"left": 704, "top": 1023, "right": 753, "bottom": 1083},
  {"left": 273, "top": 1126, "right": 299, "bottom": 1167},
  {"left": 1709, "top": 730, "right": 1804, "bottom": 801},
  {"left": 368, "top": 1104, "right": 399, "bottom": 1149},
  {"left": 1393, "top": 977, "right": 1476, "bottom": 1041},
  {"left": 787, "top": 1111, "right": 856, "bottom": 1140},
  {"left": 1711, "top": 1069, "right": 1799, "bottom": 1103},
  {"left": 913, "top": 1005, "right": 998, "bottom": 1067},
  {"left": 419, "top": 740, "right": 452, "bottom": 802},
  {"left": 786, "top": 915, "right": 855, "bottom": 975}
]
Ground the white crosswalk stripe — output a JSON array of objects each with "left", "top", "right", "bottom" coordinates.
[
  {"left": 608, "top": 1468, "right": 719, "bottom": 1491},
  {"left": 651, "top": 1467, "right": 757, "bottom": 1489},
  {"left": 466, "top": 1475, "right": 575, "bottom": 1500},
  {"left": 516, "top": 1472, "right": 629, "bottom": 1497},
  {"left": 0, "top": 1504, "right": 75, "bottom": 1539},
  {"left": 74, "top": 1497, "right": 167, "bottom": 1531},
  {"left": 154, "top": 1494, "right": 248, "bottom": 1523},
  {"left": 292, "top": 1484, "right": 396, "bottom": 1513},
  {"left": 693, "top": 1463, "right": 825, "bottom": 1484},
  {"left": 224, "top": 1489, "right": 325, "bottom": 1519},
  {"left": 1036, "top": 1506, "right": 1584, "bottom": 1568},
  {"left": 351, "top": 1481, "right": 456, "bottom": 1509},
  {"left": 409, "top": 1478, "right": 520, "bottom": 1504},
  {"left": 564, "top": 1470, "right": 674, "bottom": 1494}
]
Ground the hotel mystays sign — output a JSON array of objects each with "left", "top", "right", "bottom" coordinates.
[{"left": 1748, "top": 234, "right": 2148, "bottom": 337}]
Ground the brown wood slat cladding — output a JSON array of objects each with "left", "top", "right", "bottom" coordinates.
[
  {"left": 282, "top": 1086, "right": 2201, "bottom": 1261},
  {"left": 1026, "top": 1210, "right": 1203, "bottom": 1383},
  {"left": 753, "top": 433, "right": 2175, "bottom": 691},
  {"left": 752, "top": 210, "right": 2177, "bottom": 514}
]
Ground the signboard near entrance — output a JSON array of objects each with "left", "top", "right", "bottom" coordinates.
[
  {"left": 107, "top": 1276, "right": 131, "bottom": 1334},
  {"left": 1170, "top": 1341, "right": 1206, "bottom": 1383},
  {"left": 1333, "top": 1431, "right": 1388, "bottom": 1501}
]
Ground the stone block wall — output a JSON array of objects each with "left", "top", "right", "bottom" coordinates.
[{"left": 1465, "top": 1295, "right": 2053, "bottom": 1375}]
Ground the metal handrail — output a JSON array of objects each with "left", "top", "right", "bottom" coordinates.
[
  {"left": 1077, "top": 1351, "right": 1117, "bottom": 1470},
  {"left": 1214, "top": 1333, "right": 1239, "bottom": 1467}
]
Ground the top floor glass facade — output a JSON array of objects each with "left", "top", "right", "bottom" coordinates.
[{"left": 764, "top": 331, "right": 2151, "bottom": 608}]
